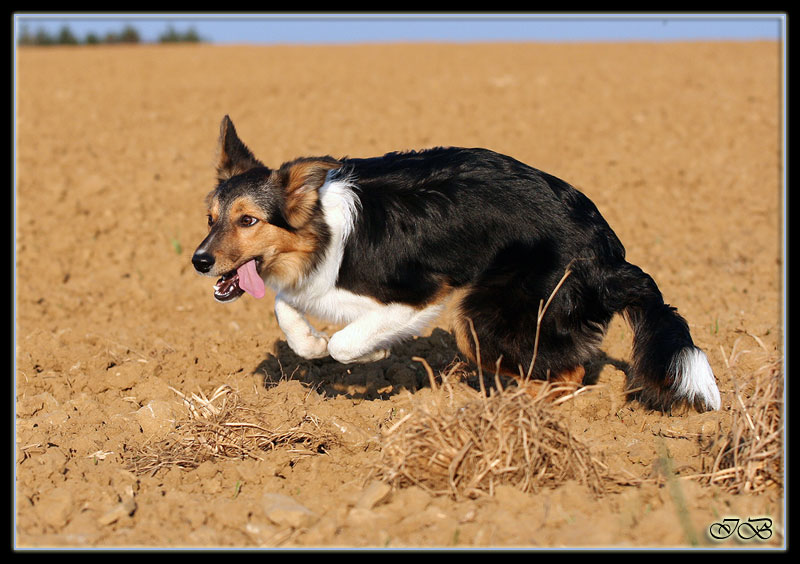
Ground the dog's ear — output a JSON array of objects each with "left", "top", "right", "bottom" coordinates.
[
  {"left": 216, "top": 115, "right": 264, "bottom": 182},
  {"left": 281, "top": 158, "right": 341, "bottom": 229}
]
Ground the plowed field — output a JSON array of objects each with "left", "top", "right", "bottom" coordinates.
[{"left": 15, "top": 40, "right": 783, "bottom": 548}]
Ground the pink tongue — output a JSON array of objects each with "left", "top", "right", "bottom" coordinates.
[{"left": 237, "top": 259, "right": 265, "bottom": 299}]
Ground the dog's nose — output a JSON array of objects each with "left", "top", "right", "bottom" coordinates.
[{"left": 192, "top": 251, "right": 215, "bottom": 273}]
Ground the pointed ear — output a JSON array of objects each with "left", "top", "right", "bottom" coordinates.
[
  {"left": 281, "top": 158, "right": 341, "bottom": 229},
  {"left": 216, "top": 115, "right": 264, "bottom": 182}
]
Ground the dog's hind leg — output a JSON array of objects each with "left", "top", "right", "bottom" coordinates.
[
  {"left": 453, "top": 307, "right": 592, "bottom": 401},
  {"left": 451, "top": 269, "right": 605, "bottom": 400},
  {"left": 521, "top": 365, "right": 587, "bottom": 400}
]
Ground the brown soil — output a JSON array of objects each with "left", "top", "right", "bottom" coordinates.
[{"left": 15, "top": 41, "right": 784, "bottom": 549}]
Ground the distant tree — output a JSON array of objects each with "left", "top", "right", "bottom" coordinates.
[
  {"left": 57, "top": 25, "right": 79, "bottom": 45},
  {"left": 158, "top": 26, "right": 181, "bottom": 43},
  {"left": 119, "top": 24, "right": 140, "bottom": 44},
  {"left": 34, "top": 28, "right": 56, "bottom": 46},
  {"left": 17, "top": 25, "right": 35, "bottom": 46},
  {"left": 16, "top": 23, "right": 186, "bottom": 47},
  {"left": 158, "top": 25, "right": 202, "bottom": 43},
  {"left": 181, "top": 27, "right": 201, "bottom": 43}
]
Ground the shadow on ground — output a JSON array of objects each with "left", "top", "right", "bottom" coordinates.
[
  {"left": 252, "top": 328, "right": 463, "bottom": 400},
  {"left": 253, "top": 327, "right": 631, "bottom": 400}
]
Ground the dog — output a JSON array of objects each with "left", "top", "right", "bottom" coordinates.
[{"left": 192, "top": 115, "right": 721, "bottom": 412}]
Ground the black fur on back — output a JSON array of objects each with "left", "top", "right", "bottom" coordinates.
[{"left": 336, "top": 147, "right": 624, "bottom": 304}]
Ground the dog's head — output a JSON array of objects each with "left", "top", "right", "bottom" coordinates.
[{"left": 192, "top": 116, "right": 338, "bottom": 302}]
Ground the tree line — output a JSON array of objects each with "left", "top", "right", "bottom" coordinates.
[{"left": 17, "top": 24, "right": 203, "bottom": 46}]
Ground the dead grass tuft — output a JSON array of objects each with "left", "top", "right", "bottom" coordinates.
[
  {"left": 377, "top": 265, "right": 612, "bottom": 499},
  {"left": 377, "top": 359, "right": 608, "bottom": 500},
  {"left": 700, "top": 335, "right": 784, "bottom": 494},
  {"left": 126, "top": 384, "right": 338, "bottom": 476}
]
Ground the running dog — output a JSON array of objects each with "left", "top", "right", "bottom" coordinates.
[{"left": 192, "top": 115, "right": 721, "bottom": 411}]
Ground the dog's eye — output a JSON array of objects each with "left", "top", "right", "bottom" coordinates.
[
  {"left": 207, "top": 215, "right": 214, "bottom": 227},
  {"left": 239, "top": 215, "right": 258, "bottom": 227}
]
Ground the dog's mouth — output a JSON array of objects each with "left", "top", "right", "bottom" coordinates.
[
  {"left": 213, "top": 258, "right": 265, "bottom": 303},
  {"left": 213, "top": 270, "right": 245, "bottom": 303}
]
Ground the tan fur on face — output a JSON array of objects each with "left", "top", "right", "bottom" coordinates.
[
  {"left": 204, "top": 195, "right": 323, "bottom": 288},
  {"left": 205, "top": 193, "right": 220, "bottom": 223}
]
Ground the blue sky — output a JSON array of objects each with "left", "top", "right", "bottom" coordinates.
[{"left": 14, "top": 13, "right": 784, "bottom": 44}]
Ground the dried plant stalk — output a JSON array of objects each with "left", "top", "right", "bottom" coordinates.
[{"left": 701, "top": 352, "right": 783, "bottom": 494}]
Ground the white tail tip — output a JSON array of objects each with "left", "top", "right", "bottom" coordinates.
[{"left": 671, "top": 347, "right": 721, "bottom": 411}]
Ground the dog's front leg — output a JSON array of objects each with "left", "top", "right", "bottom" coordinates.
[
  {"left": 327, "top": 303, "right": 443, "bottom": 364},
  {"left": 274, "top": 296, "right": 330, "bottom": 360}
]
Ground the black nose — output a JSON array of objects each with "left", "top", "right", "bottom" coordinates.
[{"left": 192, "top": 251, "right": 215, "bottom": 273}]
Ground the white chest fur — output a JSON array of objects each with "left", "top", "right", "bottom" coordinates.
[
  {"left": 270, "top": 171, "right": 444, "bottom": 363},
  {"left": 270, "top": 173, "right": 374, "bottom": 324}
]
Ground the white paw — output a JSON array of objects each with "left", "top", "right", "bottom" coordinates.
[
  {"left": 327, "top": 333, "right": 390, "bottom": 364},
  {"left": 287, "top": 330, "right": 330, "bottom": 360}
]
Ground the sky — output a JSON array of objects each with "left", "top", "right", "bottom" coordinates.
[{"left": 14, "top": 13, "right": 785, "bottom": 45}]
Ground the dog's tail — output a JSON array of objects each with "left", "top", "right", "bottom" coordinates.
[{"left": 609, "top": 262, "right": 721, "bottom": 411}]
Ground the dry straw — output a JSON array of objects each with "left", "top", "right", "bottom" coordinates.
[
  {"left": 378, "top": 360, "right": 608, "bottom": 500},
  {"left": 126, "top": 384, "right": 338, "bottom": 476},
  {"left": 699, "top": 334, "right": 784, "bottom": 494}
]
